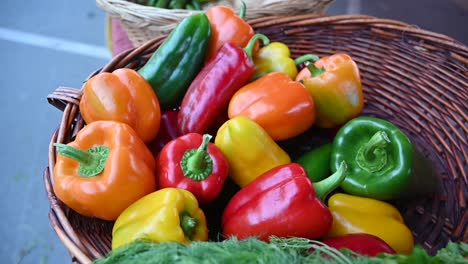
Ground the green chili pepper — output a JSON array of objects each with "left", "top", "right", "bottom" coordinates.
[
  {"left": 138, "top": 14, "right": 211, "bottom": 109},
  {"left": 172, "top": 0, "right": 188, "bottom": 9},
  {"left": 330, "top": 116, "right": 414, "bottom": 200},
  {"left": 155, "top": 0, "right": 170, "bottom": 8},
  {"left": 136, "top": 0, "right": 149, "bottom": 5},
  {"left": 191, "top": 0, "right": 202, "bottom": 10},
  {"left": 295, "top": 143, "right": 332, "bottom": 182},
  {"left": 168, "top": 0, "right": 177, "bottom": 8}
]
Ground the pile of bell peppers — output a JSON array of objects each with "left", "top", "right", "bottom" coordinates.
[{"left": 52, "top": 4, "right": 436, "bottom": 259}]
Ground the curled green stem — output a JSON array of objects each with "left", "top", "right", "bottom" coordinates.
[
  {"left": 180, "top": 212, "right": 197, "bottom": 240},
  {"left": 54, "top": 143, "right": 109, "bottom": 177},
  {"left": 239, "top": 1, "right": 246, "bottom": 19},
  {"left": 305, "top": 61, "right": 326, "bottom": 77},
  {"left": 243, "top": 34, "right": 270, "bottom": 61},
  {"left": 356, "top": 131, "right": 391, "bottom": 173},
  {"left": 294, "top": 54, "right": 320, "bottom": 66},
  {"left": 180, "top": 134, "right": 214, "bottom": 181},
  {"left": 313, "top": 161, "right": 347, "bottom": 201}
]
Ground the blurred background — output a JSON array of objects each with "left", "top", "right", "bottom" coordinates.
[{"left": 0, "top": 0, "right": 466, "bottom": 263}]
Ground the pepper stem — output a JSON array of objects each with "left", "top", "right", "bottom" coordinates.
[
  {"left": 53, "top": 143, "right": 109, "bottom": 177},
  {"left": 294, "top": 54, "right": 320, "bottom": 66},
  {"left": 180, "top": 212, "right": 197, "bottom": 240},
  {"left": 180, "top": 134, "right": 214, "bottom": 181},
  {"left": 305, "top": 61, "right": 326, "bottom": 77},
  {"left": 243, "top": 34, "right": 270, "bottom": 61},
  {"left": 313, "top": 161, "right": 347, "bottom": 201},
  {"left": 356, "top": 131, "right": 391, "bottom": 173},
  {"left": 239, "top": 1, "right": 246, "bottom": 19}
]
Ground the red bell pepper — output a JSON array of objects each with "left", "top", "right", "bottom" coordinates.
[
  {"left": 222, "top": 162, "right": 347, "bottom": 241},
  {"left": 156, "top": 133, "right": 229, "bottom": 204},
  {"left": 147, "top": 110, "right": 180, "bottom": 157},
  {"left": 177, "top": 34, "right": 270, "bottom": 135},
  {"left": 319, "top": 233, "right": 396, "bottom": 256}
]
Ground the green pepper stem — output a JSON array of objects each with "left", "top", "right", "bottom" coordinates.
[
  {"left": 313, "top": 161, "right": 347, "bottom": 201},
  {"left": 243, "top": 34, "right": 270, "bottom": 61},
  {"left": 239, "top": 1, "right": 246, "bottom": 19},
  {"left": 180, "top": 212, "right": 197, "bottom": 240},
  {"left": 305, "top": 61, "right": 326, "bottom": 77},
  {"left": 180, "top": 134, "right": 214, "bottom": 181},
  {"left": 53, "top": 143, "right": 109, "bottom": 177},
  {"left": 356, "top": 131, "right": 391, "bottom": 173},
  {"left": 294, "top": 54, "right": 320, "bottom": 66}
]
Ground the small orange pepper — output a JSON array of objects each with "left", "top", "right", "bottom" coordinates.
[
  {"left": 228, "top": 72, "right": 316, "bottom": 141},
  {"left": 53, "top": 121, "right": 157, "bottom": 221},
  {"left": 80, "top": 68, "right": 161, "bottom": 143},
  {"left": 295, "top": 54, "right": 364, "bottom": 128},
  {"left": 205, "top": 3, "right": 257, "bottom": 62}
]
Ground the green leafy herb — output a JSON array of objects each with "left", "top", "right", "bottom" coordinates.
[{"left": 94, "top": 238, "right": 468, "bottom": 264}]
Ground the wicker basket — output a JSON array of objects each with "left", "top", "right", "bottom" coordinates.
[
  {"left": 95, "top": 0, "right": 335, "bottom": 47},
  {"left": 46, "top": 14, "right": 468, "bottom": 264}
]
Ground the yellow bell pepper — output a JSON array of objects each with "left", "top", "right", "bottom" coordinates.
[
  {"left": 112, "top": 188, "right": 208, "bottom": 250},
  {"left": 214, "top": 116, "right": 291, "bottom": 187},
  {"left": 252, "top": 42, "right": 318, "bottom": 80},
  {"left": 326, "top": 193, "right": 414, "bottom": 254}
]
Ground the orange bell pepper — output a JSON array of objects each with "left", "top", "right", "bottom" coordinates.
[
  {"left": 80, "top": 68, "right": 161, "bottom": 143},
  {"left": 295, "top": 54, "right": 364, "bottom": 128},
  {"left": 228, "top": 72, "right": 316, "bottom": 141},
  {"left": 53, "top": 121, "right": 157, "bottom": 221},
  {"left": 205, "top": 3, "right": 256, "bottom": 62}
]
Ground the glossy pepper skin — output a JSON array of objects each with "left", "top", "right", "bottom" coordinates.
[
  {"left": 295, "top": 53, "right": 364, "bottom": 128},
  {"left": 112, "top": 188, "right": 208, "bottom": 250},
  {"left": 222, "top": 162, "right": 347, "bottom": 241},
  {"left": 178, "top": 34, "right": 269, "bottom": 135},
  {"left": 79, "top": 68, "right": 161, "bottom": 143},
  {"left": 326, "top": 193, "right": 414, "bottom": 254},
  {"left": 53, "top": 121, "right": 157, "bottom": 221},
  {"left": 205, "top": 3, "right": 255, "bottom": 62},
  {"left": 295, "top": 143, "right": 332, "bottom": 182},
  {"left": 156, "top": 133, "right": 229, "bottom": 204},
  {"left": 215, "top": 116, "right": 291, "bottom": 188},
  {"left": 331, "top": 116, "right": 414, "bottom": 200},
  {"left": 321, "top": 234, "right": 396, "bottom": 256},
  {"left": 252, "top": 42, "right": 317, "bottom": 80},
  {"left": 147, "top": 110, "right": 179, "bottom": 157},
  {"left": 228, "top": 72, "right": 315, "bottom": 141},
  {"left": 138, "top": 14, "right": 211, "bottom": 110}
]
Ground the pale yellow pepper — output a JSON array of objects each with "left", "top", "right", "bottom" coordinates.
[
  {"left": 252, "top": 42, "right": 318, "bottom": 80},
  {"left": 214, "top": 116, "right": 291, "bottom": 187},
  {"left": 326, "top": 193, "right": 414, "bottom": 254},
  {"left": 112, "top": 188, "right": 208, "bottom": 250}
]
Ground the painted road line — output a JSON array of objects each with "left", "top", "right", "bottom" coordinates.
[{"left": 0, "top": 27, "right": 111, "bottom": 60}]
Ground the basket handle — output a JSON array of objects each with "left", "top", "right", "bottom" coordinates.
[{"left": 47, "top": 86, "right": 82, "bottom": 112}]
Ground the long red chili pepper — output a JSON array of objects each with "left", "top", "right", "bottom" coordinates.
[{"left": 177, "top": 34, "right": 270, "bottom": 136}]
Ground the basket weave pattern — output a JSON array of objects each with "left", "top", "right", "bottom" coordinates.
[
  {"left": 96, "top": 0, "right": 334, "bottom": 47},
  {"left": 46, "top": 14, "right": 468, "bottom": 264}
]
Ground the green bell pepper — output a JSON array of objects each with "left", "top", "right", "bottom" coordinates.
[
  {"left": 138, "top": 14, "right": 211, "bottom": 109},
  {"left": 295, "top": 143, "right": 332, "bottom": 182},
  {"left": 330, "top": 116, "right": 414, "bottom": 200}
]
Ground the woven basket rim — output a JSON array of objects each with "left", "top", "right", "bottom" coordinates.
[
  {"left": 96, "top": 0, "right": 336, "bottom": 21},
  {"left": 46, "top": 13, "right": 468, "bottom": 264},
  {"left": 96, "top": 0, "right": 336, "bottom": 47}
]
